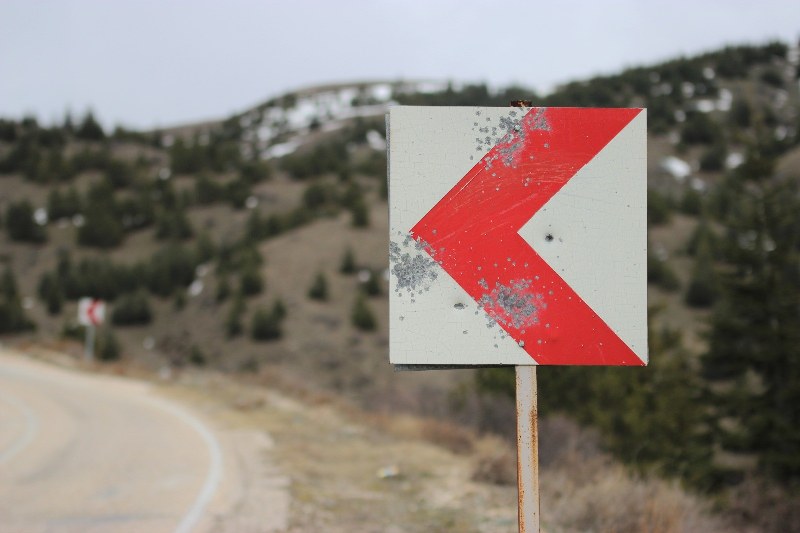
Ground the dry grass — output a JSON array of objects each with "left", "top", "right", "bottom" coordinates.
[
  {"left": 725, "top": 476, "right": 800, "bottom": 533},
  {"left": 419, "top": 418, "right": 476, "bottom": 454},
  {"left": 539, "top": 416, "right": 729, "bottom": 533},
  {"left": 468, "top": 415, "right": 731, "bottom": 533},
  {"left": 545, "top": 457, "right": 728, "bottom": 533},
  {"left": 471, "top": 434, "right": 517, "bottom": 486}
]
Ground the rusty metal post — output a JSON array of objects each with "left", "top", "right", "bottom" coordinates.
[{"left": 516, "top": 365, "right": 539, "bottom": 532}]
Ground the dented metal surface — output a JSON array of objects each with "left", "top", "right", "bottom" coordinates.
[{"left": 389, "top": 234, "right": 438, "bottom": 298}]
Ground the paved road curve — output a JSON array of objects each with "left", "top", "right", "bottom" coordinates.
[{"left": 0, "top": 350, "right": 223, "bottom": 533}]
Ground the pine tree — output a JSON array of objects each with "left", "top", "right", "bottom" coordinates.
[
  {"left": 476, "top": 309, "right": 715, "bottom": 488},
  {"left": 111, "top": 290, "right": 153, "bottom": 325},
  {"left": 308, "top": 271, "right": 328, "bottom": 301},
  {"left": 361, "top": 269, "right": 382, "bottom": 296},
  {"left": 251, "top": 303, "right": 284, "bottom": 341},
  {"left": 701, "top": 175, "right": 800, "bottom": 483},
  {"left": 350, "top": 198, "right": 370, "bottom": 228},
  {"left": 225, "top": 293, "right": 245, "bottom": 338},
  {"left": 76, "top": 111, "right": 105, "bottom": 141},
  {"left": 78, "top": 180, "right": 123, "bottom": 248},
  {"left": 5, "top": 200, "right": 46, "bottom": 243},
  {"left": 685, "top": 237, "right": 717, "bottom": 308},
  {"left": 239, "top": 265, "right": 263, "bottom": 296},
  {"left": 351, "top": 294, "right": 376, "bottom": 331},
  {"left": 340, "top": 247, "right": 356, "bottom": 274},
  {"left": 97, "top": 328, "right": 120, "bottom": 361},
  {"left": 0, "top": 267, "right": 34, "bottom": 333},
  {"left": 37, "top": 272, "right": 63, "bottom": 315}
]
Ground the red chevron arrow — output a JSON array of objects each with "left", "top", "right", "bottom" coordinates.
[
  {"left": 410, "top": 107, "right": 644, "bottom": 365},
  {"left": 87, "top": 299, "right": 103, "bottom": 326}
]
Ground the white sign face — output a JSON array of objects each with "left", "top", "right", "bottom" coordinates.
[
  {"left": 78, "top": 297, "right": 105, "bottom": 327},
  {"left": 388, "top": 106, "right": 647, "bottom": 366}
]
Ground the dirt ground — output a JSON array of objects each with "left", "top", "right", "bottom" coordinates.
[{"left": 9, "top": 343, "right": 730, "bottom": 533}]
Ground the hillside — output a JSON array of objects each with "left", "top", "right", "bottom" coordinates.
[{"left": 2, "top": 39, "right": 800, "bottom": 531}]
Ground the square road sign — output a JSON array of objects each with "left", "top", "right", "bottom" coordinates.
[{"left": 388, "top": 106, "right": 647, "bottom": 366}]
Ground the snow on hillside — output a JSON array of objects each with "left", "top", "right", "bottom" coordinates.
[{"left": 237, "top": 81, "right": 448, "bottom": 159}]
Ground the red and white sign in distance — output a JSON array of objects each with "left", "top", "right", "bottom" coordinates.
[
  {"left": 388, "top": 106, "right": 647, "bottom": 366},
  {"left": 78, "top": 297, "right": 106, "bottom": 327}
]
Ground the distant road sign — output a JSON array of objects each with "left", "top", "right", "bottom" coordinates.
[
  {"left": 388, "top": 106, "right": 647, "bottom": 366},
  {"left": 78, "top": 298, "right": 105, "bottom": 327}
]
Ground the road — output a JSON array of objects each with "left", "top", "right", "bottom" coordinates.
[{"left": 0, "top": 348, "right": 273, "bottom": 533}]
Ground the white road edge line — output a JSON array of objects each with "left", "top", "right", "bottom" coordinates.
[
  {"left": 151, "top": 399, "right": 224, "bottom": 533},
  {"left": 0, "top": 391, "right": 40, "bottom": 466}
]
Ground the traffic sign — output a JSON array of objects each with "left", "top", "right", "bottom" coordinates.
[
  {"left": 388, "top": 106, "right": 647, "bottom": 366},
  {"left": 78, "top": 297, "right": 106, "bottom": 327}
]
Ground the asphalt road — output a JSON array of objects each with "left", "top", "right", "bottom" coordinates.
[{"left": 0, "top": 350, "right": 224, "bottom": 533}]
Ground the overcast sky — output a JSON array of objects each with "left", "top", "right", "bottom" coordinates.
[{"left": 1, "top": 0, "right": 798, "bottom": 130}]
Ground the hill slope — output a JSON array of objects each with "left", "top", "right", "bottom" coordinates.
[{"left": 2, "top": 39, "right": 800, "bottom": 531}]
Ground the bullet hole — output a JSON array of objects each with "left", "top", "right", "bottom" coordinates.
[
  {"left": 545, "top": 234, "right": 554, "bottom": 242},
  {"left": 454, "top": 303, "right": 466, "bottom": 310}
]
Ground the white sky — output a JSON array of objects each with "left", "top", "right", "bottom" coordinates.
[{"left": 1, "top": 0, "right": 798, "bottom": 130}]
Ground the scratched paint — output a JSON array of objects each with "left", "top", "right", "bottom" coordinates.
[
  {"left": 478, "top": 279, "right": 541, "bottom": 330},
  {"left": 389, "top": 233, "right": 439, "bottom": 297},
  {"left": 474, "top": 108, "right": 549, "bottom": 170}
]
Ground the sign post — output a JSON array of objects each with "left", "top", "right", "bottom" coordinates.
[
  {"left": 388, "top": 105, "right": 648, "bottom": 532},
  {"left": 516, "top": 365, "right": 539, "bottom": 531},
  {"left": 78, "top": 297, "right": 106, "bottom": 361}
]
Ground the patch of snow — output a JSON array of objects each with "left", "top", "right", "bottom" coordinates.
[
  {"left": 256, "top": 124, "right": 275, "bottom": 141},
  {"left": 725, "top": 152, "right": 744, "bottom": 169},
  {"left": 143, "top": 336, "right": 156, "bottom": 350},
  {"left": 158, "top": 168, "right": 171, "bottom": 180},
  {"left": 654, "top": 243, "right": 668, "bottom": 261},
  {"left": 703, "top": 67, "right": 715, "bottom": 80},
  {"left": 321, "top": 121, "right": 345, "bottom": 133},
  {"left": 34, "top": 207, "right": 48, "bottom": 226},
  {"left": 694, "top": 99, "right": 716, "bottom": 113},
  {"left": 370, "top": 84, "right": 392, "bottom": 102},
  {"left": 418, "top": 81, "right": 446, "bottom": 93},
  {"left": 287, "top": 97, "right": 319, "bottom": 130},
  {"left": 738, "top": 230, "right": 758, "bottom": 250},
  {"left": 189, "top": 279, "right": 204, "bottom": 297},
  {"left": 716, "top": 88, "right": 732, "bottom": 112},
  {"left": 72, "top": 214, "right": 85, "bottom": 227},
  {"left": 667, "top": 131, "right": 680, "bottom": 145},
  {"left": 162, "top": 134, "right": 174, "bottom": 148},
  {"left": 357, "top": 269, "right": 372, "bottom": 283},
  {"left": 245, "top": 195, "right": 259, "bottom": 209},
  {"left": 338, "top": 87, "right": 360, "bottom": 106},
  {"left": 788, "top": 44, "right": 800, "bottom": 65},
  {"left": 774, "top": 125, "right": 788, "bottom": 141},
  {"left": 691, "top": 177, "right": 707, "bottom": 192},
  {"left": 774, "top": 90, "right": 788, "bottom": 109},
  {"left": 681, "top": 82, "right": 695, "bottom": 98},
  {"left": 196, "top": 264, "right": 210, "bottom": 278},
  {"left": 22, "top": 297, "right": 34, "bottom": 310},
  {"left": 674, "top": 110, "right": 686, "bottom": 122},
  {"left": 651, "top": 82, "right": 672, "bottom": 97},
  {"left": 366, "top": 130, "right": 386, "bottom": 151},
  {"left": 262, "top": 140, "right": 300, "bottom": 159},
  {"left": 660, "top": 156, "right": 691, "bottom": 181}
]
